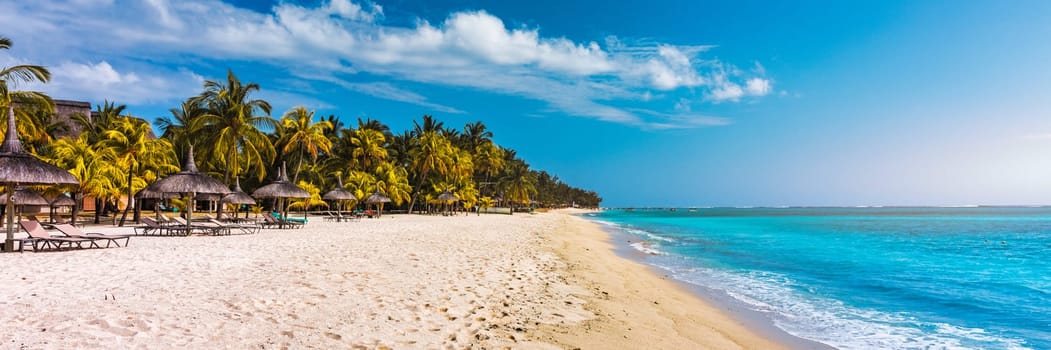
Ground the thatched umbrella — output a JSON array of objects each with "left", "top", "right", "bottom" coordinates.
[
  {"left": 0, "top": 107, "right": 78, "bottom": 251},
  {"left": 322, "top": 177, "right": 356, "bottom": 215},
  {"left": 0, "top": 188, "right": 49, "bottom": 223},
  {"left": 221, "top": 178, "right": 256, "bottom": 218},
  {"left": 138, "top": 186, "right": 181, "bottom": 220},
  {"left": 0, "top": 188, "right": 50, "bottom": 206},
  {"left": 49, "top": 194, "right": 76, "bottom": 207},
  {"left": 49, "top": 194, "right": 76, "bottom": 223},
  {"left": 437, "top": 191, "right": 458, "bottom": 202},
  {"left": 365, "top": 191, "right": 391, "bottom": 218},
  {"left": 148, "top": 146, "right": 230, "bottom": 229},
  {"left": 437, "top": 191, "right": 459, "bottom": 215},
  {"left": 251, "top": 162, "right": 309, "bottom": 220}
]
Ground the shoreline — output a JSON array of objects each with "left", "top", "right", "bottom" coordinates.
[
  {"left": 1, "top": 211, "right": 822, "bottom": 348},
  {"left": 587, "top": 213, "right": 835, "bottom": 350},
  {"left": 530, "top": 210, "right": 795, "bottom": 349}
]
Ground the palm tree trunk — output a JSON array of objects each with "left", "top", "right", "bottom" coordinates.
[
  {"left": 293, "top": 150, "right": 304, "bottom": 182},
  {"left": 71, "top": 192, "right": 80, "bottom": 225},
  {"left": 407, "top": 170, "right": 429, "bottom": 214},
  {"left": 118, "top": 167, "right": 133, "bottom": 226},
  {"left": 94, "top": 198, "right": 102, "bottom": 224},
  {"left": 133, "top": 195, "right": 142, "bottom": 223}
]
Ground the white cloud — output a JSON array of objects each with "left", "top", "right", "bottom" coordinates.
[
  {"left": 340, "top": 82, "right": 465, "bottom": 114},
  {"left": 2, "top": 0, "right": 773, "bottom": 129},
  {"left": 709, "top": 83, "right": 745, "bottom": 102},
  {"left": 745, "top": 78, "right": 772, "bottom": 96},
  {"left": 327, "top": 0, "right": 382, "bottom": 22},
  {"left": 31, "top": 61, "right": 204, "bottom": 105}
]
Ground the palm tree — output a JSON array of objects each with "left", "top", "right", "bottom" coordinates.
[
  {"left": 499, "top": 159, "right": 537, "bottom": 214},
  {"left": 72, "top": 101, "right": 124, "bottom": 145},
  {"left": 344, "top": 170, "right": 377, "bottom": 209},
  {"left": 321, "top": 114, "right": 344, "bottom": 141},
  {"left": 411, "top": 115, "right": 444, "bottom": 137},
  {"left": 100, "top": 116, "right": 178, "bottom": 226},
  {"left": 373, "top": 161, "right": 411, "bottom": 207},
  {"left": 407, "top": 130, "right": 453, "bottom": 213},
  {"left": 155, "top": 98, "right": 203, "bottom": 159},
  {"left": 287, "top": 180, "right": 328, "bottom": 212},
  {"left": 357, "top": 117, "right": 390, "bottom": 136},
  {"left": 43, "top": 135, "right": 123, "bottom": 225},
  {"left": 388, "top": 130, "right": 414, "bottom": 169},
  {"left": 473, "top": 141, "right": 505, "bottom": 196},
  {"left": 277, "top": 106, "right": 332, "bottom": 182},
  {"left": 461, "top": 121, "right": 493, "bottom": 151},
  {"left": 191, "top": 69, "right": 276, "bottom": 184},
  {"left": 351, "top": 127, "right": 387, "bottom": 172},
  {"left": 0, "top": 35, "right": 54, "bottom": 149}
]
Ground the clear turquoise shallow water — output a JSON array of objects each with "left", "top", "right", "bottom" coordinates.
[{"left": 588, "top": 207, "right": 1051, "bottom": 350}]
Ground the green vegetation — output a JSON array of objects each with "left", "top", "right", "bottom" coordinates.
[{"left": 4, "top": 36, "right": 600, "bottom": 221}]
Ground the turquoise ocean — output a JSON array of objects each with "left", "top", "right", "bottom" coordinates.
[{"left": 587, "top": 207, "right": 1051, "bottom": 349}]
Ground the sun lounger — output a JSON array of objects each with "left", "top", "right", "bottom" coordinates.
[
  {"left": 20, "top": 220, "right": 98, "bottom": 250},
  {"left": 137, "top": 217, "right": 192, "bottom": 236},
  {"left": 171, "top": 217, "right": 229, "bottom": 235},
  {"left": 136, "top": 217, "right": 166, "bottom": 235},
  {"left": 273, "top": 212, "right": 307, "bottom": 224},
  {"left": 219, "top": 212, "right": 248, "bottom": 223},
  {"left": 263, "top": 212, "right": 303, "bottom": 229},
  {"left": 53, "top": 224, "right": 130, "bottom": 247},
  {"left": 207, "top": 218, "right": 259, "bottom": 235}
]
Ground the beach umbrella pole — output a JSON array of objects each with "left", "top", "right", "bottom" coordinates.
[
  {"left": 4, "top": 186, "right": 13, "bottom": 252},
  {"left": 186, "top": 192, "right": 195, "bottom": 229}
]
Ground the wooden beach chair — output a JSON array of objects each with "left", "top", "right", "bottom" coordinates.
[
  {"left": 135, "top": 217, "right": 167, "bottom": 236},
  {"left": 53, "top": 224, "right": 131, "bottom": 248},
  {"left": 263, "top": 212, "right": 303, "bottom": 229},
  {"left": 208, "top": 219, "right": 259, "bottom": 235},
  {"left": 171, "top": 217, "right": 229, "bottom": 235},
  {"left": 219, "top": 212, "right": 245, "bottom": 223},
  {"left": 20, "top": 220, "right": 98, "bottom": 250},
  {"left": 260, "top": 212, "right": 282, "bottom": 228},
  {"left": 273, "top": 212, "right": 307, "bottom": 224}
]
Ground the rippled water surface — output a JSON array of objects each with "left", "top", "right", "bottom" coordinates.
[{"left": 590, "top": 207, "right": 1051, "bottom": 349}]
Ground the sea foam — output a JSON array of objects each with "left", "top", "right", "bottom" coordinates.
[{"left": 650, "top": 256, "right": 1031, "bottom": 350}]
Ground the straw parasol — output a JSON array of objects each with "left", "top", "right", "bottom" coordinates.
[
  {"left": 365, "top": 190, "right": 391, "bottom": 218},
  {"left": 48, "top": 193, "right": 76, "bottom": 223},
  {"left": 437, "top": 191, "right": 458, "bottom": 202},
  {"left": 137, "top": 186, "right": 181, "bottom": 220},
  {"left": 148, "top": 146, "right": 230, "bottom": 229},
  {"left": 322, "top": 177, "right": 356, "bottom": 201},
  {"left": 0, "top": 107, "right": 79, "bottom": 251},
  {"left": 221, "top": 178, "right": 256, "bottom": 218},
  {"left": 322, "top": 176, "right": 356, "bottom": 215},
  {"left": 0, "top": 187, "right": 49, "bottom": 223},
  {"left": 49, "top": 194, "right": 76, "bottom": 207},
  {"left": 0, "top": 187, "right": 50, "bottom": 206},
  {"left": 437, "top": 191, "right": 458, "bottom": 215},
  {"left": 251, "top": 162, "right": 309, "bottom": 219},
  {"left": 138, "top": 187, "right": 180, "bottom": 199}
]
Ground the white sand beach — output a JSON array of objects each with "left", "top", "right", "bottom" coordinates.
[{"left": 0, "top": 212, "right": 782, "bottom": 349}]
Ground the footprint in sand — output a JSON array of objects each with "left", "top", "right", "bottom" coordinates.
[{"left": 324, "top": 332, "right": 342, "bottom": 340}]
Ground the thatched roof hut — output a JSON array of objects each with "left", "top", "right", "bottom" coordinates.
[
  {"left": 322, "top": 177, "right": 356, "bottom": 201},
  {"left": 251, "top": 163, "right": 309, "bottom": 199},
  {"left": 221, "top": 178, "right": 257, "bottom": 205},
  {"left": 0, "top": 188, "right": 49, "bottom": 206},
  {"left": 0, "top": 106, "right": 79, "bottom": 250}
]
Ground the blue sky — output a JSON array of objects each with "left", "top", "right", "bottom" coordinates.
[{"left": 3, "top": 1, "right": 1051, "bottom": 207}]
